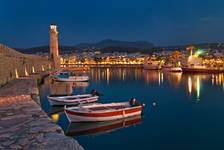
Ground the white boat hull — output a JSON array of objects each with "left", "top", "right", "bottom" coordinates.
[
  {"left": 65, "top": 110, "right": 141, "bottom": 122},
  {"left": 48, "top": 94, "right": 99, "bottom": 106},
  {"left": 54, "top": 76, "right": 89, "bottom": 82},
  {"left": 65, "top": 102, "right": 144, "bottom": 122},
  {"left": 170, "top": 67, "right": 182, "bottom": 72}
]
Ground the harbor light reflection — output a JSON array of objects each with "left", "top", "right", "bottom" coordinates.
[
  {"left": 196, "top": 76, "right": 200, "bottom": 101},
  {"left": 188, "top": 76, "right": 192, "bottom": 95},
  {"left": 51, "top": 113, "right": 60, "bottom": 123}
]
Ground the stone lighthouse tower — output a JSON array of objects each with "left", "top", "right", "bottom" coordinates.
[{"left": 49, "top": 24, "right": 60, "bottom": 69}]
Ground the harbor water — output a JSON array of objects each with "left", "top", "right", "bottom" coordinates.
[{"left": 39, "top": 68, "right": 224, "bottom": 150}]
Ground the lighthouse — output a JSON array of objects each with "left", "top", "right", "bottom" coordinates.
[{"left": 49, "top": 24, "right": 60, "bottom": 69}]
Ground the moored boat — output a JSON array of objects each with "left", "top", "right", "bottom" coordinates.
[
  {"left": 64, "top": 99, "right": 145, "bottom": 122},
  {"left": 143, "top": 57, "right": 162, "bottom": 70},
  {"left": 48, "top": 91, "right": 100, "bottom": 106},
  {"left": 162, "top": 66, "right": 182, "bottom": 72},
  {"left": 170, "top": 67, "right": 182, "bottom": 72},
  {"left": 162, "top": 64, "right": 172, "bottom": 71},
  {"left": 54, "top": 76, "right": 89, "bottom": 82},
  {"left": 182, "top": 55, "right": 224, "bottom": 73},
  {"left": 53, "top": 72, "right": 89, "bottom": 82},
  {"left": 182, "top": 66, "right": 224, "bottom": 73},
  {"left": 162, "top": 61, "right": 182, "bottom": 72}
]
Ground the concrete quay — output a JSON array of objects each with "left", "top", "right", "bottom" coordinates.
[{"left": 0, "top": 75, "right": 84, "bottom": 150}]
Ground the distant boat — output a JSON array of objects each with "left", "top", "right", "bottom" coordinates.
[
  {"left": 182, "top": 56, "right": 224, "bottom": 73},
  {"left": 162, "top": 66, "right": 182, "bottom": 72},
  {"left": 162, "top": 64, "right": 173, "bottom": 71},
  {"left": 66, "top": 115, "right": 142, "bottom": 137},
  {"left": 182, "top": 66, "right": 224, "bottom": 73},
  {"left": 162, "top": 62, "right": 182, "bottom": 72},
  {"left": 48, "top": 94, "right": 99, "bottom": 106},
  {"left": 53, "top": 71, "right": 89, "bottom": 82},
  {"left": 143, "top": 58, "right": 162, "bottom": 70},
  {"left": 170, "top": 67, "right": 182, "bottom": 72},
  {"left": 64, "top": 100, "right": 145, "bottom": 122}
]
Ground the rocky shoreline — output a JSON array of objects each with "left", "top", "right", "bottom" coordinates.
[{"left": 0, "top": 75, "right": 84, "bottom": 150}]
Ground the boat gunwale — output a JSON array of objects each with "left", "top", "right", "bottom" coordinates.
[
  {"left": 65, "top": 102, "right": 143, "bottom": 114},
  {"left": 48, "top": 95, "right": 99, "bottom": 103}
]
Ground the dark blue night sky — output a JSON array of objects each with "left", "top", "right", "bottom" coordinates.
[{"left": 0, "top": 0, "right": 224, "bottom": 48}]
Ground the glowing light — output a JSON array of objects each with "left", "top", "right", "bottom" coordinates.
[
  {"left": 106, "top": 68, "right": 110, "bottom": 85},
  {"left": 196, "top": 76, "right": 200, "bottom": 100},
  {"left": 32, "top": 66, "right": 35, "bottom": 74},
  {"left": 194, "top": 49, "right": 204, "bottom": 57},
  {"left": 122, "top": 71, "right": 125, "bottom": 81},
  {"left": 15, "top": 69, "right": 19, "bottom": 79},
  {"left": 51, "top": 114, "right": 59, "bottom": 123},
  {"left": 158, "top": 72, "right": 161, "bottom": 86},
  {"left": 188, "top": 76, "right": 192, "bottom": 95},
  {"left": 41, "top": 65, "right": 45, "bottom": 71},
  {"left": 211, "top": 74, "right": 215, "bottom": 85},
  {"left": 161, "top": 72, "right": 164, "bottom": 84},
  {"left": 223, "top": 82, "right": 224, "bottom": 91},
  {"left": 25, "top": 67, "right": 29, "bottom": 76}
]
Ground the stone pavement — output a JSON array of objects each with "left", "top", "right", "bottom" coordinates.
[{"left": 0, "top": 78, "right": 84, "bottom": 150}]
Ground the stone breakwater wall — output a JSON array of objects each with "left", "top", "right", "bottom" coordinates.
[
  {"left": 0, "top": 44, "right": 52, "bottom": 86},
  {"left": 0, "top": 78, "right": 84, "bottom": 150}
]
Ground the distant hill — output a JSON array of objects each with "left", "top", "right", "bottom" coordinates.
[
  {"left": 76, "top": 39, "right": 154, "bottom": 50},
  {"left": 16, "top": 40, "right": 224, "bottom": 55},
  {"left": 152, "top": 43, "right": 224, "bottom": 52},
  {"left": 16, "top": 46, "right": 77, "bottom": 54},
  {"left": 16, "top": 39, "right": 154, "bottom": 54}
]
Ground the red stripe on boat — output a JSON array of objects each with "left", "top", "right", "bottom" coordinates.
[{"left": 65, "top": 106, "right": 142, "bottom": 117}]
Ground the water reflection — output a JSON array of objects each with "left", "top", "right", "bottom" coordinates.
[
  {"left": 89, "top": 68, "right": 224, "bottom": 100},
  {"left": 49, "top": 81, "right": 73, "bottom": 96},
  {"left": 143, "top": 70, "right": 161, "bottom": 85},
  {"left": 48, "top": 106, "right": 64, "bottom": 114},
  {"left": 187, "top": 76, "right": 192, "bottom": 95},
  {"left": 65, "top": 115, "right": 142, "bottom": 137},
  {"left": 51, "top": 113, "right": 60, "bottom": 123},
  {"left": 42, "top": 68, "right": 224, "bottom": 105},
  {"left": 90, "top": 68, "right": 142, "bottom": 83},
  {"left": 183, "top": 75, "right": 209, "bottom": 100},
  {"left": 47, "top": 80, "right": 89, "bottom": 96},
  {"left": 212, "top": 74, "right": 224, "bottom": 87},
  {"left": 73, "top": 82, "right": 89, "bottom": 88},
  {"left": 143, "top": 71, "right": 181, "bottom": 87},
  {"left": 164, "top": 72, "right": 182, "bottom": 88},
  {"left": 196, "top": 76, "right": 200, "bottom": 100},
  {"left": 39, "top": 68, "right": 224, "bottom": 150}
]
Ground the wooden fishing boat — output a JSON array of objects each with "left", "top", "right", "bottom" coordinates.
[
  {"left": 48, "top": 94, "right": 99, "bottom": 106},
  {"left": 53, "top": 72, "right": 89, "bottom": 82},
  {"left": 66, "top": 115, "right": 142, "bottom": 137},
  {"left": 54, "top": 76, "right": 89, "bottom": 82},
  {"left": 143, "top": 57, "right": 162, "bottom": 70},
  {"left": 64, "top": 101, "right": 145, "bottom": 122}
]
